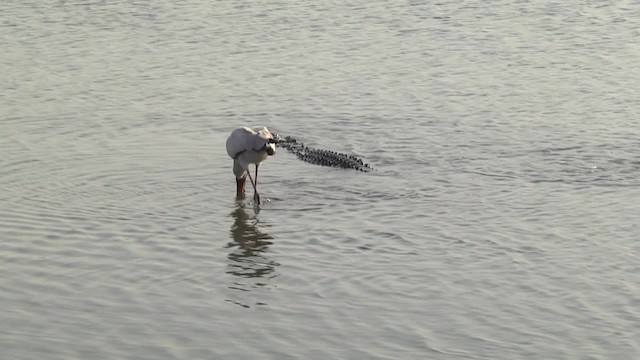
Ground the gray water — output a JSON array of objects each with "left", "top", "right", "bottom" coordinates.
[{"left": 2, "top": 1, "right": 639, "bottom": 359}]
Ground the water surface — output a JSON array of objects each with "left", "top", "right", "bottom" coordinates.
[{"left": 1, "top": 1, "right": 639, "bottom": 359}]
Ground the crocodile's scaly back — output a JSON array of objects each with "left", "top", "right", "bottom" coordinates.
[{"left": 274, "top": 135, "right": 373, "bottom": 172}]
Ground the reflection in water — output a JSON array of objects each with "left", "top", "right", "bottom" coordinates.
[{"left": 226, "top": 201, "right": 279, "bottom": 308}]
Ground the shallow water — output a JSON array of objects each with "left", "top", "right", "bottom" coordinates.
[{"left": 1, "top": 1, "right": 639, "bottom": 359}]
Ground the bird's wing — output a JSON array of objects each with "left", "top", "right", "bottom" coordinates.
[
  {"left": 226, "top": 127, "right": 257, "bottom": 158},
  {"left": 252, "top": 126, "right": 273, "bottom": 140}
]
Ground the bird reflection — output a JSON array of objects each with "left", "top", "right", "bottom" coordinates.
[{"left": 226, "top": 201, "right": 279, "bottom": 307}]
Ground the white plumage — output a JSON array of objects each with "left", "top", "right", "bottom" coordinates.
[{"left": 225, "top": 126, "right": 276, "bottom": 204}]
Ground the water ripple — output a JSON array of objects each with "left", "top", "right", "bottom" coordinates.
[{"left": 2, "top": 0, "right": 640, "bottom": 359}]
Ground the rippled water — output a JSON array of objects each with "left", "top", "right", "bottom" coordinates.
[{"left": 2, "top": 1, "right": 639, "bottom": 359}]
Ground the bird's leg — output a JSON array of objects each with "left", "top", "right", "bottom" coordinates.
[
  {"left": 236, "top": 176, "right": 246, "bottom": 195},
  {"left": 245, "top": 170, "right": 257, "bottom": 192},
  {"left": 254, "top": 164, "right": 259, "bottom": 188},
  {"left": 253, "top": 164, "right": 260, "bottom": 203},
  {"left": 246, "top": 167, "right": 260, "bottom": 204}
]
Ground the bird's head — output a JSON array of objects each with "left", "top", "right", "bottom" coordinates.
[{"left": 255, "top": 127, "right": 276, "bottom": 156}]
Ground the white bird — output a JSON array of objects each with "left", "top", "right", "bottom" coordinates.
[{"left": 226, "top": 126, "right": 276, "bottom": 204}]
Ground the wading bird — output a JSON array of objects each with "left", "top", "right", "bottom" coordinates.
[{"left": 225, "top": 126, "right": 276, "bottom": 204}]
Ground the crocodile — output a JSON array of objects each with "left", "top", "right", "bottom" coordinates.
[{"left": 273, "top": 134, "right": 373, "bottom": 172}]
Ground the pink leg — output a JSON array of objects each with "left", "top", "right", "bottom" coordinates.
[{"left": 236, "top": 176, "right": 246, "bottom": 194}]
